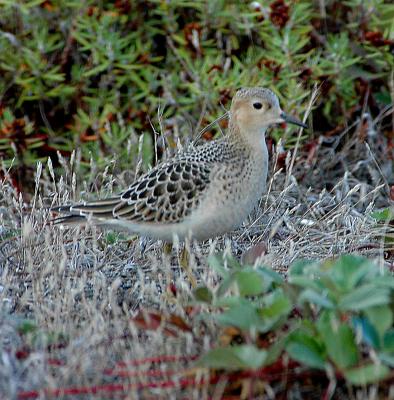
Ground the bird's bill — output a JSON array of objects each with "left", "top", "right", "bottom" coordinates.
[{"left": 280, "top": 112, "right": 307, "bottom": 128}]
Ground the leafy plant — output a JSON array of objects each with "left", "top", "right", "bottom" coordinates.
[
  {"left": 196, "top": 254, "right": 394, "bottom": 387},
  {"left": 0, "top": 0, "right": 392, "bottom": 189}
]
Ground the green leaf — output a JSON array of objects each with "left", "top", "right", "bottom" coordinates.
[
  {"left": 207, "top": 254, "right": 228, "bottom": 278},
  {"left": 298, "top": 289, "right": 335, "bottom": 309},
  {"left": 83, "top": 61, "right": 111, "bottom": 77},
  {"left": 234, "top": 269, "right": 264, "bottom": 296},
  {"left": 371, "top": 208, "right": 394, "bottom": 222},
  {"left": 344, "top": 363, "right": 390, "bottom": 385},
  {"left": 216, "top": 275, "right": 236, "bottom": 298},
  {"left": 197, "top": 345, "right": 267, "bottom": 370},
  {"left": 265, "top": 337, "right": 286, "bottom": 365},
  {"left": 376, "top": 274, "right": 394, "bottom": 287},
  {"left": 288, "top": 276, "right": 324, "bottom": 292},
  {"left": 213, "top": 296, "right": 247, "bottom": 308},
  {"left": 260, "top": 289, "right": 291, "bottom": 320},
  {"left": 256, "top": 266, "right": 284, "bottom": 285},
  {"left": 105, "top": 231, "right": 125, "bottom": 244},
  {"left": 383, "top": 329, "right": 394, "bottom": 352},
  {"left": 286, "top": 332, "right": 326, "bottom": 369},
  {"left": 17, "top": 319, "right": 38, "bottom": 335},
  {"left": 288, "top": 259, "right": 316, "bottom": 276},
  {"left": 338, "top": 285, "right": 390, "bottom": 311},
  {"left": 352, "top": 316, "right": 380, "bottom": 349},
  {"left": 193, "top": 286, "right": 213, "bottom": 304},
  {"left": 331, "top": 255, "right": 372, "bottom": 291},
  {"left": 215, "top": 303, "right": 264, "bottom": 331},
  {"left": 378, "top": 352, "right": 394, "bottom": 367},
  {"left": 317, "top": 312, "right": 359, "bottom": 369},
  {"left": 375, "top": 91, "right": 392, "bottom": 106},
  {"left": 365, "top": 306, "right": 393, "bottom": 338},
  {"left": 225, "top": 254, "right": 242, "bottom": 270}
]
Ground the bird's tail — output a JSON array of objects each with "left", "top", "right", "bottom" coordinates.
[
  {"left": 50, "top": 214, "right": 88, "bottom": 226},
  {"left": 50, "top": 197, "right": 121, "bottom": 226}
]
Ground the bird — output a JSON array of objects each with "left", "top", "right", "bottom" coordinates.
[{"left": 52, "top": 87, "right": 306, "bottom": 242}]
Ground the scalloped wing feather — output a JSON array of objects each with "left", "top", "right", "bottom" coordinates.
[
  {"left": 113, "top": 160, "right": 211, "bottom": 223},
  {"left": 53, "top": 159, "right": 212, "bottom": 225}
]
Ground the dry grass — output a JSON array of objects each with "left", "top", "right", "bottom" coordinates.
[{"left": 0, "top": 117, "right": 393, "bottom": 398}]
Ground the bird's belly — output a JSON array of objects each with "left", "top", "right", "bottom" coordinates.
[
  {"left": 185, "top": 172, "right": 266, "bottom": 240},
  {"left": 188, "top": 202, "right": 252, "bottom": 239}
]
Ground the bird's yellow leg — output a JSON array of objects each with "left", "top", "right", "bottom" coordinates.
[
  {"left": 175, "top": 238, "right": 197, "bottom": 288},
  {"left": 179, "top": 246, "right": 197, "bottom": 288},
  {"left": 163, "top": 242, "right": 173, "bottom": 255}
]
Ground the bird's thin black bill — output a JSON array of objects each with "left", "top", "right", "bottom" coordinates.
[{"left": 281, "top": 112, "right": 307, "bottom": 129}]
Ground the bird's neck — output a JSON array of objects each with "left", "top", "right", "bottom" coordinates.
[
  {"left": 227, "top": 119, "right": 269, "bottom": 192},
  {"left": 228, "top": 119, "right": 267, "bottom": 154}
]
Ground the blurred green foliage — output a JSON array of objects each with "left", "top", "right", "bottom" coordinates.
[
  {"left": 0, "top": 0, "right": 393, "bottom": 187},
  {"left": 196, "top": 254, "right": 394, "bottom": 387}
]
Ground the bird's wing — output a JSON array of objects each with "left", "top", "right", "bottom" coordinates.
[{"left": 52, "top": 158, "right": 212, "bottom": 225}]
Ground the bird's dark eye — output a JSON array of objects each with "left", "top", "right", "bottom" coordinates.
[{"left": 253, "top": 102, "right": 263, "bottom": 110}]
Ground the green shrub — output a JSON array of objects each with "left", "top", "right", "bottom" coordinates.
[
  {"left": 0, "top": 0, "right": 392, "bottom": 186},
  {"left": 196, "top": 254, "right": 394, "bottom": 386}
]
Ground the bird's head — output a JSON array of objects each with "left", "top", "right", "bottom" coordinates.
[{"left": 230, "top": 87, "right": 307, "bottom": 137}]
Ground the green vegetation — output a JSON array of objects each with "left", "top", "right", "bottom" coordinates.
[
  {"left": 197, "top": 254, "right": 394, "bottom": 389},
  {"left": 0, "top": 0, "right": 393, "bottom": 186}
]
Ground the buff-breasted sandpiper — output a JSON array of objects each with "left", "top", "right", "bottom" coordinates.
[{"left": 52, "top": 87, "right": 306, "bottom": 241}]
